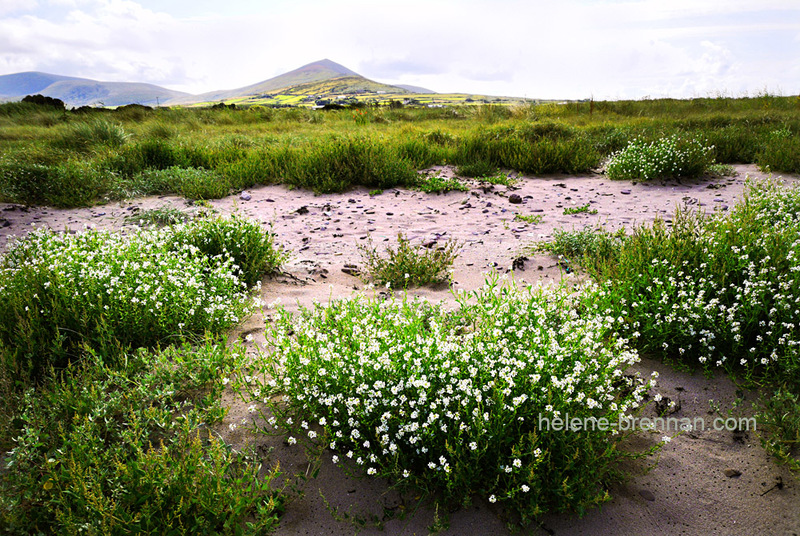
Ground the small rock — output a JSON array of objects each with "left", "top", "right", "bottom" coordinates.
[
  {"left": 240, "top": 192, "right": 252, "bottom": 201},
  {"left": 512, "top": 256, "right": 527, "bottom": 271},
  {"left": 621, "top": 189, "right": 631, "bottom": 195},
  {"left": 639, "top": 490, "right": 655, "bottom": 502},
  {"left": 508, "top": 194, "right": 523, "bottom": 204},
  {"left": 0, "top": 218, "right": 10, "bottom": 228},
  {"left": 342, "top": 264, "right": 361, "bottom": 276},
  {"left": 296, "top": 206, "right": 309, "bottom": 215},
  {"left": 724, "top": 469, "right": 742, "bottom": 478}
]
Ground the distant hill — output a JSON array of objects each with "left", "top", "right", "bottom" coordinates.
[
  {"left": 395, "top": 84, "right": 435, "bottom": 94},
  {"left": 0, "top": 59, "right": 520, "bottom": 108},
  {"left": 0, "top": 71, "right": 190, "bottom": 107},
  {"left": 182, "top": 59, "right": 410, "bottom": 104}
]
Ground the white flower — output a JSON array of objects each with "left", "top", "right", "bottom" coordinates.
[
  {"left": 287, "top": 436, "right": 297, "bottom": 445},
  {"left": 662, "top": 435, "right": 671, "bottom": 443},
  {"left": 521, "top": 484, "right": 530, "bottom": 493},
  {"left": 469, "top": 442, "right": 478, "bottom": 451},
  {"left": 222, "top": 377, "right": 230, "bottom": 385},
  {"left": 308, "top": 431, "right": 317, "bottom": 439},
  {"left": 512, "top": 458, "right": 522, "bottom": 468},
  {"left": 489, "top": 495, "right": 497, "bottom": 503},
  {"left": 367, "top": 467, "right": 377, "bottom": 475}
]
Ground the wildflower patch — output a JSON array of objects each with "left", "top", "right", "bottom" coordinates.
[{"left": 241, "top": 277, "right": 660, "bottom": 525}]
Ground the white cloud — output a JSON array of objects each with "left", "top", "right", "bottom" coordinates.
[
  {"left": 0, "top": 0, "right": 36, "bottom": 15},
  {"left": 0, "top": 0, "right": 798, "bottom": 99}
]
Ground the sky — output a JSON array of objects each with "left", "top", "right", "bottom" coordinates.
[{"left": 1, "top": 0, "right": 799, "bottom": 100}]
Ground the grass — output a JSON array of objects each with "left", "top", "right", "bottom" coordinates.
[
  {"left": 1, "top": 341, "right": 284, "bottom": 535},
  {"left": 514, "top": 213, "right": 544, "bottom": 224},
  {"left": 414, "top": 173, "right": 468, "bottom": 194},
  {"left": 358, "top": 233, "right": 461, "bottom": 289},
  {"left": 3, "top": 95, "right": 798, "bottom": 207},
  {"left": 563, "top": 203, "right": 598, "bottom": 215},
  {"left": 124, "top": 204, "right": 190, "bottom": 226}
]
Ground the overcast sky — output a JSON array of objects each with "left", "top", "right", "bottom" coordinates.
[{"left": 1, "top": 0, "right": 798, "bottom": 100}]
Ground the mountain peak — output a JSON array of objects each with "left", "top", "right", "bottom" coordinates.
[{"left": 299, "top": 59, "right": 360, "bottom": 77}]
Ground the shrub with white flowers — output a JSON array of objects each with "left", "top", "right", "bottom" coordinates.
[
  {"left": 605, "top": 134, "right": 714, "bottom": 181},
  {"left": 242, "top": 276, "right": 659, "bottom": 525},
  {"left": 0, "top": 216, "right": 281, "bottom": 380}
]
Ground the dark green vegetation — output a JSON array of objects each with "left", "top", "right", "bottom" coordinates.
[
  {"left": 358, "top": 232, "right": 461, "bottom": 288},
  {"left": 2, "top": 94, "right": 799, "bottom": 208},
  {"left": 0, "top": 217, "right": 286, "bottom": 534},
  {"left": 541, "top": 180, "right": 800, "bottom": 472}
]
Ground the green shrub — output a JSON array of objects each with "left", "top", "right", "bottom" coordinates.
[
  {"left": 758, "top": 129, "right": 800, "bottom": 173},
  {"left": 119, "top": 167, "right": 231, "bottom": 200},
  {"left": 541, "top": 227, "right": 624, "bottom": 269},
  {"left": 55, "top": 119, "right": 130, "bottom": 152},
  {"left": 0, "top": 158, "right": 111, "bottom": 207},
  {"left": 561, "top": 180, "right": 800, "bottom": 384},
  {"left": 0, "top": 216, "right": 280, "bottom": 380},
  {"left": 170, "top": 214, "right": 286, "bottom": 287},
  {"left": 0, "top": 342, "right": 283, "bottom": 535},
  {"left": 605, "top": 134, "right": 714, "bottom": 181},
  {"left": 241, "top": 277, "right": 659, "bottom": 527},
  {"left": 287, "top": 136, "right": 417, "bottom": 192},
  {"left": 413, "top": 173, "right": 468, "bottom": 194},
  {"left": 358, "top": 233, "right": 460, "bottom": 288}
]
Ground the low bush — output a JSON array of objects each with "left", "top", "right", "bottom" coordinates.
[
  {"left": 0, "top": 216, "right": 281, "bottom": 381},
  {"left": 241, "top": 277, "right": 659, "bottom": 527},
  {"left": 358, "top": 233, "right": 460, "bottom": 289},
  {"left": 605, "top": 134, "right": 714, "bottom": 181},
  {"left": 542, "top": 180, "right": 800, "bottom": 471},
  {"left": 0, "top": 158, "right": 111, "bottom": 207},
  {"left": 0, "top": 342, "right": 283, "bottom": 535},
  {"left": 757, "top": 129, "right": 800, "bottom": 173}
]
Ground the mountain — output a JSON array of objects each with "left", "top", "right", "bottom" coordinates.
[
  {"left": 395, "top": 84, "right": 435, "bottom": 94},
  {"left": 0, "top": 72, "right": 84, "bottom": 96},
  {"left": 184, "top": 59, "right": 409, "bottom": 104},
  {"left": 0, "top": 60, "right": 446, "bottom": 108},
  {"left": 0, "top": 71, "right": 190, "bottom": 107}
]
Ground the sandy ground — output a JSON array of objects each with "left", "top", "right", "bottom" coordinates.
[{"left": 2, "top": 164, "right": 799, "bottom": 535}]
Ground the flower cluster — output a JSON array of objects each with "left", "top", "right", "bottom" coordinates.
[
  {"left": 605, "top": 134, "right": 714, "bottom": 181},
  {"left": 243, "top": 276, "right": 657, "bottom": 522},
  {"left": 0, "top": 217, "right": 267, "bottom": 377},
  {"left": 588, "top": 179, "right": 800, "bottom": 380}
]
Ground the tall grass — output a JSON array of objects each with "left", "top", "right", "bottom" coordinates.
[{"left": 1, "top": 95, "right": 798, "bottom": 207}]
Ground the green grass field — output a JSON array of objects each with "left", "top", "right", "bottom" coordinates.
[{"left": 1, "top": 94, "right": 798, "bottom": 207}]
